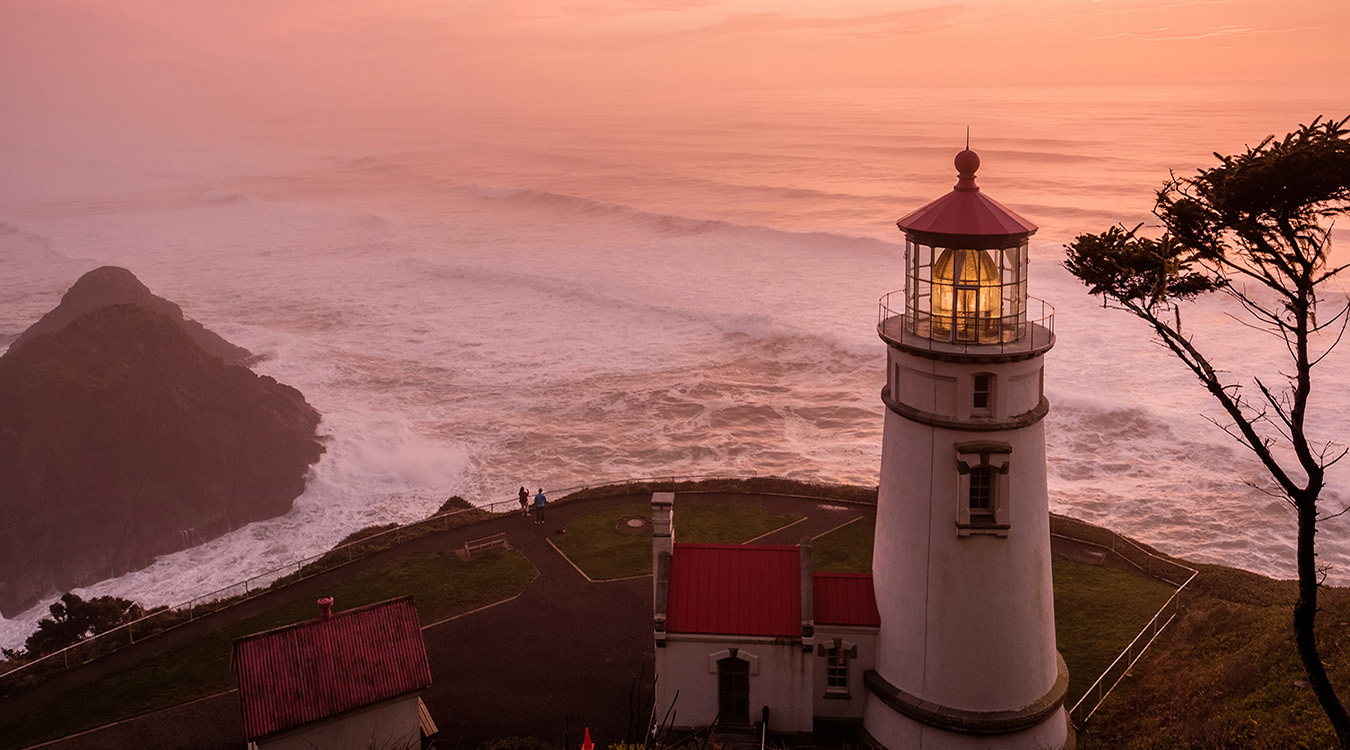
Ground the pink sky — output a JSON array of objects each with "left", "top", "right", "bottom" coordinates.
[
  {"left": 2, "top": 0, "right": 1348, "bottom": 160},
  {"left": 5, "top": 0, "right": 1349, "bottom": 103}
]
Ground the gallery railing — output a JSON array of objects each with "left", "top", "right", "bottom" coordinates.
[{"left": 878, "top": 293, "right": 1056, "bottom": 356}]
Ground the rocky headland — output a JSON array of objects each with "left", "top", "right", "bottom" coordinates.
[{"left": 0, "top": 267, "right": 325, "bottom": 618}]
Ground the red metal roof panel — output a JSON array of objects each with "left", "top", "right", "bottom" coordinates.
[
  {"left": 666, "top": 544, "right": 801, "bottom": 638},
  {"left": 896, "top": 189, "right": 1037, "bottom": 239},
  {"left": 813, "top": 572, "right": 880, "bottom": 627},
  {"left": 896, "top": 151, "right": 1037, "bottom": 243},
  {"left": 233, "top": 596, "right": 431, "bottom": 740}
]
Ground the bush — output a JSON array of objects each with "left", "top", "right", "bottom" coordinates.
[
  {"left": 438, "top": 495, "right": 472, "bottom": 513},
  {"left": 478, "top": 737, "right": 558, "bottom": 750}
]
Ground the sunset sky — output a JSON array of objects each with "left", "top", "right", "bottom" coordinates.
[{"left": 4, "top": 0, "right": 1349, "bottom": 128}]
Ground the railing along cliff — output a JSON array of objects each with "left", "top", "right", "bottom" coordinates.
[
  {"left": 5, "top": 479, "right": 1195, "bottom": 734},
  {"left": 1051, "top": 514, "right": 1199, "bottom": 728},
  {"left": 2, "top": 472, "right": 849, "bottom": 685}
]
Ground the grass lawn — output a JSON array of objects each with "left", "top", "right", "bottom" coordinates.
[
  {"left": 551, "top": 500, "right": 802, "bottom": 579},
  {"left": 812, "top": 516, "right": 875, "bottom": 573},
  {"left": 0, "top": 547, "right": 536, "bottom": 748},
  {"left": 1052, "top": 552, "right": 1176, "bottom": 704},
  {"left": 1077, "top": 565, "right": 1350, "bottom": 749}
]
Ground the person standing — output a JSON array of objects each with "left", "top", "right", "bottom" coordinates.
[
  {"left": 533, "top": 488, "right": 547, "bottom": 525},
  {"left": 518, "top": 486, "right": 529, "bottom": 516}
]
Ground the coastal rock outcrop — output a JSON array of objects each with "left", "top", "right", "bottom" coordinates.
[
  {"left": 10, "top": 265, "right": 255, "bottom": 366},
  {"left": 0, "top": 267, "right": 324, "bottom": 618}
]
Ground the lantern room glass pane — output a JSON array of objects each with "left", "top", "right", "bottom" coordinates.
[
  {"left": 933, "top": 248, "right": 1001, "bottom": 343},
  {"left": 905, "top": 240, "right": 936, "bottom": 337},
  {"left": 903, "top": 238, "right": 1030, "bottom": 344}
]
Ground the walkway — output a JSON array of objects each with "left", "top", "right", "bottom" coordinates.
[{"left": 3, "top": 491, "right": 872, "bottom": 750}]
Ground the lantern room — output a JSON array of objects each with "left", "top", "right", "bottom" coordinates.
[{"left": 894, "top": 149, "right": 1037, "bottom": 346}]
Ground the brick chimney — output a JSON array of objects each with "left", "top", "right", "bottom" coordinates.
[
  {"left": 651, "top": 492, "right": 674, "bottom": 646},
  {"left": 318, "top": 596, "right": 334, "bottom": 622}
]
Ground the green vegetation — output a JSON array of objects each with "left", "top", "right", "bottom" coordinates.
[
  {"left": 7, "top": 481, "right": 1349, "bottom": 748},
  {"left": 550, "top": 501, "right": 802, "bottom": 579},
  {"left": 812, "top": 516, "right": 875, "bottom": 573},
  {"left": 1065, "top": 116, "right": 1350, "bottom": 746},
  {"left": 0, "top": 547, "right": 536, "bottom": 748},
  {"left": 1078, "top": 565, "right": 1350, "bottom": 749},
  {"left": 275, "top": 504, "right": 493, "bottom": 585},
  {"left": 558, "top": 476, "right": 876, "bottom": 505},
  {"left": 1053, "top": 552, "right": 1176, "bottom": 704},
  {"left": 2, "top": 593, "right": 145, "bottom": 661}
]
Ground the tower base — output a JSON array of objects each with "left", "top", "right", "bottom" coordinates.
[
  {"left": 861, "top": 665, "right": 1071, "bottom": 750},
  {"left": 862, "top": 702, "right": 1070, "bottom": 750}
]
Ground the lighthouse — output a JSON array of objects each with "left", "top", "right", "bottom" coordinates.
[{"left": 862, "top": 150, "right": 1069, "bottom": 748}]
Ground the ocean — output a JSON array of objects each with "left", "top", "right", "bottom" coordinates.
[{"left": 1, "top": 84, "right": 1347, "bottom": 646}]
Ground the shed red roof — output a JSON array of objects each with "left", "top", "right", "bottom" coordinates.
[
  {"left": 813, "top": 573, "right": 880, "bottom": 627},
  {"left": 896, "top": 149, "right": 1037, "bottom": 247},
  {"left": 666, "top": 544, "right": 801, "bottom": 637},
  {"left": 233, "top": 596, "right": 431, "bottom": 740}
]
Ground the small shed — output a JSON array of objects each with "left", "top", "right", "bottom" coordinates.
[{"left": 233, "top": 595, "right": 438, "bottom": 750}]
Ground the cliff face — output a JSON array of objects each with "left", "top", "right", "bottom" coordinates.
[{"left": 0, "top": 268, "right": 324, "bottom": 618}]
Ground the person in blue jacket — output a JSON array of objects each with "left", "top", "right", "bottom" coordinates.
[{"left": 533, "top": 488, "right": 547, "bottom": 525}]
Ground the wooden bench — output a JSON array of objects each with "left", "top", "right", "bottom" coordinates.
[{"left": 461, "top": 531, "right": 509, "bottom": 559}]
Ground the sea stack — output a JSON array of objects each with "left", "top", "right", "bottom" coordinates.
[{"left": 0, "top": 266, "right": 325, "bottom": 618}]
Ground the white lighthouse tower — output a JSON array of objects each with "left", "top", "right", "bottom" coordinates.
[{"left": 862, "top": 149, "right": 1069, "bottom": 749}]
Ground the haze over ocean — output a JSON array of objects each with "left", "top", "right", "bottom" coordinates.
[{"left": 1, "top": 83, "right": 1347, "bottom": 646}]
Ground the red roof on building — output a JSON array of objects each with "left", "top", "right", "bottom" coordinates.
[
  {"left": 233, "top": 596, "right": 432, "bottom": 741},
  {"left": 666, "top": 544, "right": 802, "bottom": 637},
  {"left": 896, "top": 149, "right": 1037, "bottom": 246},
  {"left": 814, "top": 573, "right": 880, "bottom": 627}
]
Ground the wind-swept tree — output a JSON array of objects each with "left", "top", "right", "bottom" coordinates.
[
  {"left": 1064, "top": 115, "right": 1350, "bottom": 746},
  {"left": 1, "top": 592, "right": 143, "bottom": 661}
]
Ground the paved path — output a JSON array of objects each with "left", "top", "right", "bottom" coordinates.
[{"left": 2, "top": 491, "right": 873, "bottom": 750}]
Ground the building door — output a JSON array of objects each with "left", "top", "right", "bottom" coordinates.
[{"left": 717, "top": 657, "right": 750, "bottom": 725}]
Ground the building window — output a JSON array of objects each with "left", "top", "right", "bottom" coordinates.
[
  {"left": 956, "top": 441, "right": 1012, "bottom": 535},
  {"left": 817, "top": 638, "right": 856, "bottom": 699},
  {"left": 827, "top": 649, "right": 848, "bottom": 691},
  {"left": 972, "top": 373, "right": 992, "bottom": 412}
]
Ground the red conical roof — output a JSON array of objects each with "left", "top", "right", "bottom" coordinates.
[{"left": 896, "top": 149, "right": 1037, "bottom": 248}]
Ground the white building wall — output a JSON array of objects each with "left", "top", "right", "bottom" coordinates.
[
  {"left": 811, "top": 626, "right": 878, "bottom": 720},
  {"left": 654, "top": 636, "right": 813, "bottom": 733},
  {"left": 259, "top": 694, "right": 422, "bottom": 750},
  {"left": 890, "top": 349, "right": 1044, "bottom": 420}
]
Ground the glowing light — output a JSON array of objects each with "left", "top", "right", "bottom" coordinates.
[{"left": 932, "top": 248, "right": 1002, "bottom": 343}]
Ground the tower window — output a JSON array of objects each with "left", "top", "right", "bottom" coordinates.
[
  {"left": 972, "top": 374, "right": 992, "bottom": 412},
  {"left": 956, "top": 441, "right": 1012, "bottom": 535},
  {"left": 969, "top": 465, "right": 995, "bottom": 519}
]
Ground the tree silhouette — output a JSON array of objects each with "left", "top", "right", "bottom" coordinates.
[
  {"left": 2, "top": 592, "right": 143, "bottom": 660},
  {"left": 1064, "top": 115, "right": 1350, "bottom": 746}
]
